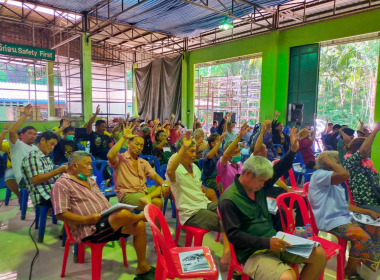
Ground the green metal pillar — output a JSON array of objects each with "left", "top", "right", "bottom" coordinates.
[
  {"left": 46, "top": 61, "right": 55, "bottom": 118},
  {"left": 132, "top": 62, "right": 139, "bottom": 118},
  {"left": 82, "top": 34, "right": 92, "bottom": 122},
  {"left": 372, "top": 44, "right": 380, "bottom": 170}
]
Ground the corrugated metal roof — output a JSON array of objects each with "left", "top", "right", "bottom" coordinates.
[{"left": 30, "top": 0, "right": 292, "bottom": 37}]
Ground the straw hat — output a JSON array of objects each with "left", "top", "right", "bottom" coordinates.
[{"left": 299, "top": 128, "right": 311, "bottom": 140}]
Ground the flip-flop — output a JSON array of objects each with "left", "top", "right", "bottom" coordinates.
[
  {"left": 134, "top": 267, "right": 156, "bottom": 280},
  {"left": 346, "top": 273, "right": 365, "bottom": 280}
]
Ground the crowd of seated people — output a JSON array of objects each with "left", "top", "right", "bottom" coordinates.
[{"left": 3, "top": 104, "right": 380, "bottom": 280}]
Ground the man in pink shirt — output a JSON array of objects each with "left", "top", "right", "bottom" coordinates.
[
  {"left": 217, "top": 123, "right": 250, "bottom": 190},
  {"left": 298, "top": 128, "right": 317, "bottom": 169},
  {"left": 107, "top": 123, "right": 169, "bottom": 211},
  {"left": 52, "top": 151, "right": 155, "bottom": 279}
]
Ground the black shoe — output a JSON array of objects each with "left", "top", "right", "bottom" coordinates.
[{"left": 134, "top": 267, "right": 155, "bottom": 280}]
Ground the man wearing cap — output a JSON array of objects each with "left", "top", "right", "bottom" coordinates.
[
  {"left": 298, "top": 128, "right": 318, "bottom": 169},
  {"left": 337, "top": 126, "right": 355, "bottom": 163},
  {"left": 107, "top": 123, "right": 169, "bottom": 211}
]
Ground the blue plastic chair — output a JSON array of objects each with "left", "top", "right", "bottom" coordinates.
[
  {"left": 293, "top": 151, "right": 315, "bottom": 183},
  {"left": 273, "top": 144, "right": 285, "bottom": 157},
  {"left": 20, "top": 187, "right": 29, "bottom": 220},
  {"left": 241, "top": 154, "right": 250, "bottom": 163},
  {"left": 198, "top": 158, "right": 203, "bottom": 171},
  {"left": 160, "top": 164, "right": 176, "bottom": 218},
  {"left": 91, "top": 160, "right": 109, "bottom": 187},
  {"left": 140, "top": 155, "right": 161, "bottom": 187},
  {"left": 77, "top": 144, "right": 85, "bottom": 151},
  {"left": 35, "top": 205, "right": 57, "bottom": 243}
]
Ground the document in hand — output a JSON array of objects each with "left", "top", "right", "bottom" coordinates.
[
  {"left": 350, "top": 212, "right": 380, "bottom": 226},
  {"left": 100, "top": 203, "right": 138, "bottom": 217},
  {"left": 178, "top": 249, "right": 211, "bottom": 273},
  {"left": 275, "top": 231, "right": 321, "bottom": 259}
]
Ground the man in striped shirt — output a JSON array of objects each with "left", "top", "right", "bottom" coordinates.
[
  {"left": 21, "top": 131, "right": 68, "bottom": 206},
  {"left": 51, "top": 151, "right": 155, "bottom": 280}
]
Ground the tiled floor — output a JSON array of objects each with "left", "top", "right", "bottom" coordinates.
[{"left": 0, "top": 191, "right": 373, "bottom": 280}]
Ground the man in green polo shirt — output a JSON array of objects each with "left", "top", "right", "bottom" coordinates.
[{"left": 218, "top": 156, "right": 327, "bottom": 280}]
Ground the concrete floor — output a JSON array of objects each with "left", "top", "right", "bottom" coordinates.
[{"left": 0, "top": 190, "right": 361, "bottom": 280}]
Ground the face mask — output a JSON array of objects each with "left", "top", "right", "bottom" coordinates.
[
  {"left": 66, "top": 135, "right": 74, "bottom": 141},
  {"left": 232, "top": 156, "right": 241, "bottom": 163},
  {"left": 76, "top": 164, "right": 88, "bottom": 180}
]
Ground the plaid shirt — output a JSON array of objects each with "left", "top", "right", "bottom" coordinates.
[
  {"left": 22, "top": 149, "right": 60, "bottom": 205},
  {"left": 51, "top": 173, "right": 111, "bottom": 242}
]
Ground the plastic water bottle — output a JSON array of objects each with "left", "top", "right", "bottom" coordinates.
[
  {"left": 100, "top": 182, "right": 106, "bottom": 193},
  {"left": 306, "top": 223, "right": 313, "bottom": 240},
  {"left": 85, "top": 141, "right": 91, "bottom": 153},
  {"left": 294, "top": 227, "right": 301, "bottom": 236},
  {"left": 302, "top": 226, "right": 308, "bottom": 238}
]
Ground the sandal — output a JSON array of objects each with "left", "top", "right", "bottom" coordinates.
[
  {"left": 134, "top": 267, "right": 156, "bottom": 280},
  {"left": 346, "top": 273, "right": 365, "bottom": 280}
]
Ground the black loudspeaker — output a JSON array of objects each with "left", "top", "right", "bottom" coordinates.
[
  {"left": 213, "top": 112, "right": 236, "bottom": 123},
  {"left": 213, "top": 112, "right": 224, "bottom": 123},
  {"left": 288, "top": 103, "right": 304, "bottom": 123}
]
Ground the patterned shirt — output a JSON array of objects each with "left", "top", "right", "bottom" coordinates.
[
  {"left": 22, "top": 149, "right": 60, "bottom": 205},
  {"left": 343, "top": 151, "right": 380, "bottom": 207},
  {"left": 51, "top": 173, "right": 110, "bottom": 242}
]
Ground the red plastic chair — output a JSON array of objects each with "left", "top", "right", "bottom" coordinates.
[
  {"left": 217, "top": 208, "right": 249, "bottom": 280},
  {"left": 276, "top": 193, "right": 344, "bottom": 280},
  {"left": 346, "top": 182, "right": 355, "bottom": 205},
  {"left": 61, "top": 223, "right": 128, "bottom": 280},
  {"left": 273, "top": 160, "right": 304, "bottom": 194},
  {"left": 145, "top": 204, "right": 219, "bottom": 280},
  {"left": 171, "top": 190, "right": 211, "bottom": 247}
]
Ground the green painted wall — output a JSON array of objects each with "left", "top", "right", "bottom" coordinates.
[
  {"left": 184, "top": 8, "right": 380, "bottom": 168},
  {"left": 82, "top": 34, "right": 92, "bottom": 122}
]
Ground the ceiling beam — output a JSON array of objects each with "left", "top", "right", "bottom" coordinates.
[{"left": 177, "top": 0, "right": 272, "bottom": 30}]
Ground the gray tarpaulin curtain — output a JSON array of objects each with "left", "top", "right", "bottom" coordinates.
[{"left": 135, "top": 55, "right": 182, "bottom": 121}]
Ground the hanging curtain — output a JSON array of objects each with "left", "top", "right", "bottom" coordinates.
[{"left": 135, "top": 55, "right": 182, "bottom": 122}]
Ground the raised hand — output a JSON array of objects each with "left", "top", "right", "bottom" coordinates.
[
  {"left": 239, "top": 122, "right": 250, "bottom": 138},
  {"left": 62, "top": 119, "right": 70, "bottom": 129},
  {"left": 373, "top": 122, "right": 380, "bottom": 132},
  {"left": 262, "top": 120, "right": 271, "bottom": 133},
  {"left": 359, "top": 118, "right": 364, "bottom": 126},
  {"left": 95, "top": 105, "right": 101, "bottom": 115},
  {"left": 289, "top": 127, "right": 299, "bottom": 152},
  {"left": 182, "top": 131, "right": 193, "bottom": 149},
  {"left": 123, "top": 122, "right": 136, "bottom": 139},
  {"left": 1, "top": 124, "right": 10, "bottom": 136},
  {"left": 118, "top": 118, "right": 124, "bottom": 125},
  {"left": 146, "top": 113, "right": 150, "bottom": 120},
  {"left": 317, "top": 153, "right": 332, "bottom": 166},
  {"left": 171, "top": 113, "right": 175, "bottom": 119},
  {"left": 275, "top": 110, "right": 280, "bottom": 117},
  {"left": 24, "top": 104, "right": 33, "bottom": 117}
]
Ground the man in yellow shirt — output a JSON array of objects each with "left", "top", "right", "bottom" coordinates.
[{"left": 0, "top": 125, "right": 21, "bottom": 199}]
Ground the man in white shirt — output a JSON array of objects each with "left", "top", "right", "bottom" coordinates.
[
  {"left": 166, "top": 131, "right": 231, "bottom": 266},
  {"left": 8, "top": 104, "right": 39, "bottom": 186}
]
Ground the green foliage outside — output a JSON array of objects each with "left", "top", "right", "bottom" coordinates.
[{"left": 317, "top": 40, "right": 379, "bottom": 129}]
